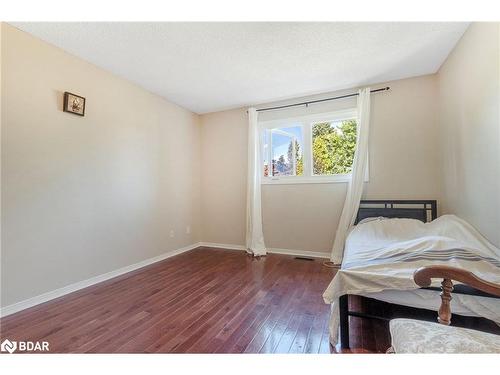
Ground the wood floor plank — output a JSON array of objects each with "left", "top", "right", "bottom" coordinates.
[
  {"left": 288, "top": 313, "right": 315, "bottom": 353},
  {"left": 0, "top": 248, "right": 388, "bottom": 353},
  {"left": 273, "top": 312, "right": 303, "bottom": 353},
  {"left": 185, "top": 261, "right": 287, "bottom": 353},
  {"left": 244, "top": 260, "right": 311, "bottom": 353},
  {"left": 305, "top": 312, "right": 329, "bottom": 354}
]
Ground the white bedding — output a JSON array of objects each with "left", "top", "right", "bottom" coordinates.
[{"left": 323, "top": 214, "right": 500, "bottom": 346}]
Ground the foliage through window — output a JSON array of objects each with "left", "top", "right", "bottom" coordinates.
[
  {"left": 261, "top": 110, "right": 360, "bottom": 183},
  {"left": 312, "top": 119, "right": 357, "bottom": 175}
]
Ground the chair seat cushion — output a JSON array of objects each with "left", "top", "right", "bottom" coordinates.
[{"left": 389, "top": 318, "right": 500, "bottom": 353}]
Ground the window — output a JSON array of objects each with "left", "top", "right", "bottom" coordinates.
[
  {"left": 261, "top": 109, "right": 364, "bottom": 184},
  {"left": 263, "top": 125, "right": 303, "bottom": 177}
]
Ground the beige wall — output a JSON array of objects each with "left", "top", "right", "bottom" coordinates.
[
  {"left": 200, "top": 108, "right": 248, "bottom": 246},
  {"left": 200, "top": 75, "right": 442, "bottom": 253},
  {"left": 1, "top": 23, "right": 201, "bottom": 307},
  {"left": 437, "top": 23, "right": 500, "bottom": 247}
]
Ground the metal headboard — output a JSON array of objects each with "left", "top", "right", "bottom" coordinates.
[{"left": 355, "top": 200, "right": 437, "bottom": 224}]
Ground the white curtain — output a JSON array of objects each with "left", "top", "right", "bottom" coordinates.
[
  {"left": 245, "top": 108, "right": 267, "bottom": 256},
  {"left": 330, "top": 87, "right": 371, "bottom": 264}
]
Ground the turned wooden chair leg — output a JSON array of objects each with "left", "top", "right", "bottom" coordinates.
[{"left": 438, "top": 278, "right": 453, "bottom": 325}]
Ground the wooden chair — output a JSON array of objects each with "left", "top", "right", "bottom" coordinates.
[{"left": 388, "top": 265, "right": 500, "bottom": 353}]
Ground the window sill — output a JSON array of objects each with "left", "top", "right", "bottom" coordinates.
[{"left": 261, "top": 175, "right": 354, "bottom": 185}]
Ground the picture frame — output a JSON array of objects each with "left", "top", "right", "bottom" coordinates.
[{"left": 63, "top": 91, "right": 86, "bottom": 116}]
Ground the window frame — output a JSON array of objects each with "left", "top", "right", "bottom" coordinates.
[{"left": 259, "top": 109, "right": 369, "bottom": 185}]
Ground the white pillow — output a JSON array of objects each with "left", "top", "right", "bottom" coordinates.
[{"left": 357, "top": 216, "right": 388, "bottom": 225}]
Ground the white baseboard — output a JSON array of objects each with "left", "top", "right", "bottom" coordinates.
[
  {"left": 1, "top": 241, "right": 329, "bottom": 318},
  {"left": 198, "top": 242, "right": 247, "bottom": 251},
  {"left": 199, "top": 242, "right": 330, "bottom": 259},
  {"left": 267, "top": 247, "right": 330, "bottom": 259},
  {"left": 0, "top": 242, "right": 201, "bottom": 318}
]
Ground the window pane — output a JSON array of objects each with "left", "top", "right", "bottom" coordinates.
[
  {"left": 266, "top": 125, "right": 303, "bottom": 177},
  {"left": 312, "top": 119, "right": 357, "bottom": 175}
]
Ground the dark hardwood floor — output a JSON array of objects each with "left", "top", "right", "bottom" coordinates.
[{"left": 0, "top": 247, "right": 390, "bottom": 353}]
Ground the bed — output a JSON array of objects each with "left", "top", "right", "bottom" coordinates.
[{"left": 322, "top": 200, "right": 500, "bottom": 349}]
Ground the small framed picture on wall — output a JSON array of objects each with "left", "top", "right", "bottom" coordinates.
[{"left": 63, "top": 92, "right": 86, "bottom": 116}]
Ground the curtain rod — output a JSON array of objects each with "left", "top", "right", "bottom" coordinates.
[{"left": 256, "top": 86, "right": 390, "bottom": 113}]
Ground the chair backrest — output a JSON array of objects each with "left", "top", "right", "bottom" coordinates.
[{"left": 413, "top": 265, "right": 500, "bottom": 325}]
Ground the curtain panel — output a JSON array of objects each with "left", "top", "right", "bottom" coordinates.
[
  {"left": 245, "top": 108, "right": 267, "bottom": 256},
  {"left": 330, "top": 87, "right": 371, "bottom": 264}
]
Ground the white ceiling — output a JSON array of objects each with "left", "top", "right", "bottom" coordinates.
[{"left": 12, "top": 22, "right": 468, "bottom": 114}]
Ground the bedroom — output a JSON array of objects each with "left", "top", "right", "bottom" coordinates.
[{"left": 0, "top": 1, "right": 499, "bottom": 373}]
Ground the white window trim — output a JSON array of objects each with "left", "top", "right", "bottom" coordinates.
[{"left": 259, "top": 109, "right": 369, "bottom": 185}]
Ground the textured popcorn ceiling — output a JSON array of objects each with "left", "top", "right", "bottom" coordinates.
[{"left": 12, "top": 22, "right": 468, "bottom": 114}]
